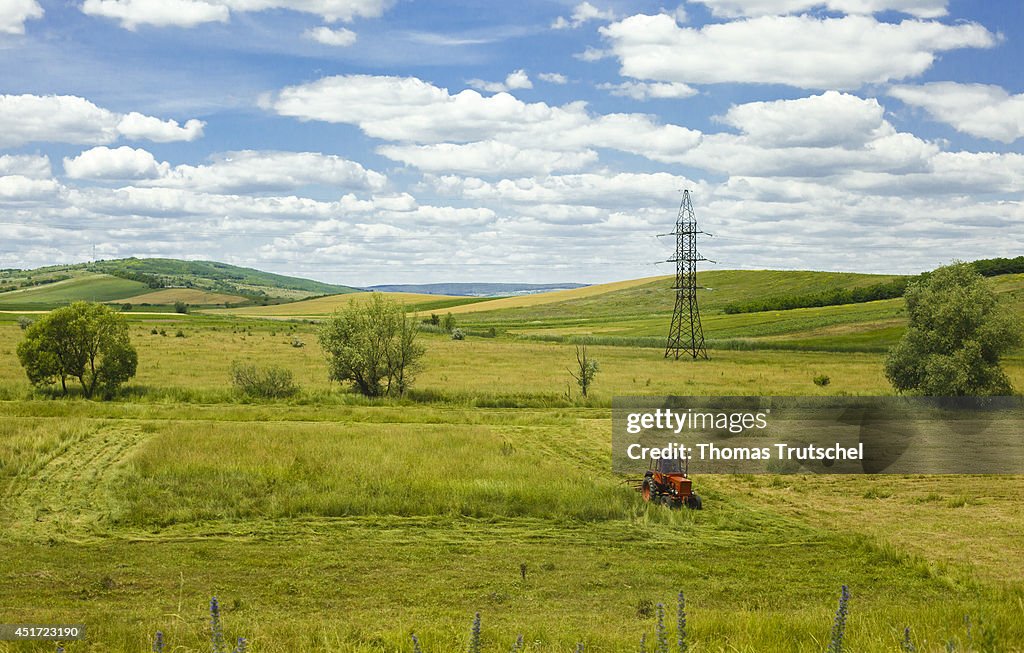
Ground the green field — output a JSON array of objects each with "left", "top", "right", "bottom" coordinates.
[
  {"left": 1, "top": 269, "right": 1023, "bottom": 652},
  {"left": 0, "top": 274, "right": 149, "bottom": 309}
]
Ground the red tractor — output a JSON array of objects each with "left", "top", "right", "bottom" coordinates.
[{"left": 639, "top": 457, "right": 702, "bottom": 510}]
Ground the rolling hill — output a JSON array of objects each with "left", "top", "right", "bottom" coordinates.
[{"left": 0, "top": 258, "right": 360, "bottom": 310}]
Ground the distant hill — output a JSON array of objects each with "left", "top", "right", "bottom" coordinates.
[
  {"left": 365, "top": 282, "right": 588, "bottom": 297},
  {"left": 0, "top": 258, "right": 360, "bottom": 310},
  {"left": 90, "top": 258, "right": 359, "bottom": 299}
]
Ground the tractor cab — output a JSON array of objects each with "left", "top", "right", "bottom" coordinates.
[{"left": 641, "top": 456, "right": 702, "bottom": 510}]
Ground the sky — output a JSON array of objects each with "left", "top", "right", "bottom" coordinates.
[{"left": 0, "top": 0, "right": 1022, "bottom": 285}]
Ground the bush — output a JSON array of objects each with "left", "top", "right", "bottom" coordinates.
[
  {"left": 230, "top": 362, "right": 299, "bottom": 399},
  {"left": 451, "top": 327, "right": 465, "bottom": 340},
  {"left": 16, "top": 316, "right": 33, "bottom": 330},
  {"left": 813, "top": 374, "right": 831, "bottom": 387},
  {"left": 442, "top": 312, "right": 456, "bottom": 332},
  {"left": 174, "top": 301, "right": 188, "bottom": 314},
  {"left": 175, "top": 329, "right": 186, "bottom": 338},
  {"left": 290, "top": 336, "right": 304, "bottom": 348},
  {"left": 121, "top": 303, "right": 132, "bottom": 312}
]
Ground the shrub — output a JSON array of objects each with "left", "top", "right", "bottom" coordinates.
[
  {"left": 451, "top": 327, "right": 465, "bottom": 340},
  {"left": 442, "top": 312, "right": 456, "bottom": 332},
  {"left": 290, "top": 336, "right": 304, "bottom": 348},
  {"left": 16, "top": 315, "right": 33, "bottom": 330},
  {"left": 174, "top": 301, "right": 188, "bottom": 314},
  {"left": 813, "top": 374, "right": 830, "bottom": 387},
  {"left": 175, "top": 329, "right": 186, "bottom": 338},
  {"left": 121, "top": 303, "right": 132, "bottom": 312},
  {"left": 230, "top": 361, "right": 299, "bottom": 399}
]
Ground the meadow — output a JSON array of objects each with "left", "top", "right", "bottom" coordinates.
[{"left": 1, "top": 269, "right": 1023, "bottom": 652}]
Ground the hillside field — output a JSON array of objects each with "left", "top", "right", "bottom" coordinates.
[
  {"left": 0, "top": 274, "right": 148, "bottom": 309},
  {"left": 0, "top": 269, "right": 1023, "bottom": 651},
  {"left": 115, "top": 288, "right": 248, "bottom": 307}
]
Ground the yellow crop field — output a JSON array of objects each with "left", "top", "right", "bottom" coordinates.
[
  {"left": 426, "top": 276, "right": 671, "bottom": 316},
  {"left": 118, "top": 288, "right": 247, "bottom": 306},
  {"left": 210, "top": 290, "right": 470, "bottom": 316}
]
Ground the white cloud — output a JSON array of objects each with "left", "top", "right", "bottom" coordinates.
[
  {"left": 304, "top": 25, "right": 357, "bottom": 46},
  {"left": 0, "top": 154, "right": 52, "bottom": 179},
  {"left": 0, "top": 0, "right": 44, "bottom": 34},
  {"left": 61, "top": 147, "right": 387, "bottom": 192},
  {"left": 574, "top": 46, "right": 611, "bottom": 62},
  {"left": 718, "top": 91, "right": 888, "bottom": 147},
  {"left": 691, "top": 0, "right": 949, "bottom": 18},
  {"left": 219, "top": 0, "right": 391, "bottom": 22},
  {"left": 145, "top": 150, "right": 388, "bottom": 193},
  {"left": 672, "top": 92, "right": 940, "bottom": 178},
  {"left": 888, "top": 82, "right": 1024, "bottom": 143},
  {"left": 467, "top": 69, "right": 533, "bottom": 94},
  {"left": 552, "top": 2, "right": 616, "bottom": 29},
  {"left": 265, "top": 74, "right": 702, "bottom": 165},
  {"left": 378, "top": 141, "right": 598, "bottom": 176},
  {"left": 116, "top": 112, "right": 205, "bottom": 142},
  {"left": 600, "top": 13, "right": 996, "bottom": 90},
  {"left": 427, "top": 172, "right": 707, "bottom": 208},
  {"left": 64, "top": 146, "right": 170, "bottom": 180},
  {"left": 0, "top": 175, "right": 60, "bottom": 201},
  {"left": 538, "top": 72, "right": 568, "bottom": 84},
  {"left": 81, "top": 0, "right": 230, "bottom": 29},
  {"left": 505, "top": 69, "right": 533, "bottom": 90},
  {"left": 81, "top": 0, "right": 391, "bottom": 29},
  {"left": 0, "top": 94, "right": 205, "bottom": 146},
  {"left": 598, "top": 81, "right": 698, "bottom": 100}
]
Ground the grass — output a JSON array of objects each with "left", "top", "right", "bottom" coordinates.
[
  {"left": 0, "top": 274, "right": 148, "bottom": 308},
  {"left": 0, "top": 274, "right": 1023, "bottom": 651},
  {"left": 3, "top": 401, "right": 1023, "bottom": 651}
]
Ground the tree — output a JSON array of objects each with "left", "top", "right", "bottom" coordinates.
[
  {"left": 885, "top": 262, "right": 1021, "bottom": 396},
  {"left": 17, "top": 301, "right": 138, "bottom": 398},
  {"left": 569, "top": 344, "right": 599, "bottom": 397},
  {"left": 318, "top": 295, "right": 425, "bottom": 397}
]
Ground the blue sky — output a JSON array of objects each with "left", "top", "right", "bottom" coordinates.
[{"left": 1, "top": 0, "right": 1022, "bottom": 284}]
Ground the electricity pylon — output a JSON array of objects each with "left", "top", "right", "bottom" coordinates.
[{"left": 664, "top": 190, "right": 709, "bottom": 360}]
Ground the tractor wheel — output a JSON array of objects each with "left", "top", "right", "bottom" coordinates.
[
  {"left": 641, "top": 479, "right": 653, "bottom": 502},
  {"left": 686, "top": 494, "right": 703, "bottom": 510}
]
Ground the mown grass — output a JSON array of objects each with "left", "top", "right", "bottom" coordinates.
[
  {"left": 106, "top": 419, "right": 632, "bottom": 525},
  {"left": 1, "top": 288, "right": 1024, "bottom": 651}
]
